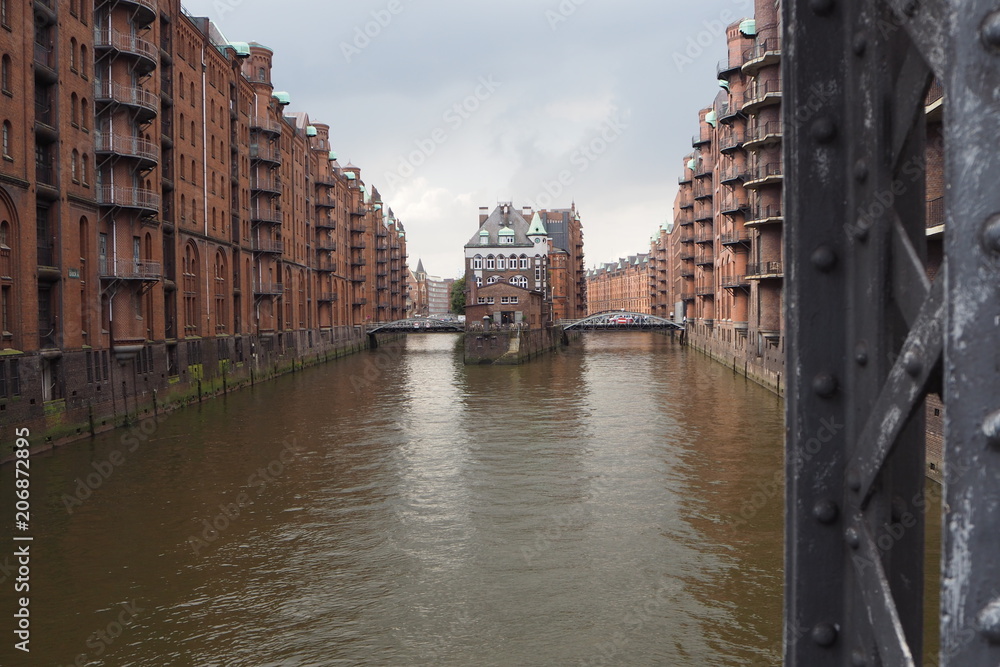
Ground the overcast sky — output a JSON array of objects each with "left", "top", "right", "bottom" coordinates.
[{"left": 183, "top": 0, "right": 754, "bottom": 278}]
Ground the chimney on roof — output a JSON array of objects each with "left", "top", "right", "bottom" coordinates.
[
  {"left": 479, "top": 206, "right": 489, "bottom": 225},
  {"left": 522, "top": 206, "right": 532, "bottom": 218}
]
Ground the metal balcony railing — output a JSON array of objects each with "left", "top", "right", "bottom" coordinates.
[
  {"left": 253, "top": 281, "right": 283, "bottom": 295},
  {"left": 250, "top": 144, "right": 282, "bottom": 164},
  {"left": 745, "top": 261, "right": 784, "bottom": 277},
  {"left": 251, "top": 238, "right": 283, "bottom": 254},
  {"left": 97, "top": 185, "right": 161, "bottom": 212},
  {"left": 250, "top": 116, "right": 282, "bottom": 135},
  {"left": 94, "top": 132, "right": 160, "bottom": 163},
  {"left": 94, "top": 80, "right": 158, "bottom": 115},
  {"left": 93, "top": 28, "right": 157, "bottom": 67},
  {"left": 99, "top": 258, "right": 161, "bottom": 280},
  {"left": 743, "top": 79, "right": 783, "bottom": 109},
  {"left": 746, "top": 204, "right": 783, "bottom": 224}
]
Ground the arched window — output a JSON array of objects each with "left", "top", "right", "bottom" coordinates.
[
  {"left": 475, "top": 276, "right": 482, "bottom": 287},
  {"left": 214, "top": 249, "right": 227, "bottom": 333},
  {"left": 190, "top": 81, "right": 195, "bottom": 103},
  {"left": 2, "top": 54, "right": 12, "bottom": 92},
  {"left": 71, "top": 93, "right": 79, "bottom": 125},
  {"left": 180, "top": 194, "right": 186, "bottom": 222},
  {"left": 497, "top": 256, "right": 505, "bottom": 270},
  {"left": 70, "top": 38, "right": 77, "bottom": 71},
  {"left": 179, "top": 159, "right": 185, "bottom": 181},
  {"left": 487, "top": 275, "right": 500, "bottom": 285},
  {"left": 179, "top": 73, "right": 184, "bottom": 98},
  {"left": 80, "top": 98, "right": 88, "bottom": 130},
  {"left": 473, "top": 255, "right": 482, "bottom": 269},
  {"left": 179, "top": 113, "right": 185, "bottom": 139},
  {"left": 81, "top": 153, "right": 88, "bottom": 184},
  {"left": 520, "top": 255, "right": 528, "bottom": 269},
  {"left": 510, "top": 275, "right": 528, "bottom": 289},
  {"left": 71, "top": 149, "right": 79, "bottom": 181},
  {"left": 486, "top": 255, "right": 495, "bottom": 270},
  {"left": 183, "top": 242, "right": 200, "bottom": 334},
  {"left": 79, "top": 45, "right": 87, "bottom": 77},
  {"left": 1, "top": 121, "right": 10, "bottom": 158}
]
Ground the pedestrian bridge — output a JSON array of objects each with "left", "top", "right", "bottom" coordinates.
[
  {"left": 367, "top": 317, "right": 465, "bottom": 334},
  {"left": 561, "top": 311, "right": 684, "bottom": 331}
]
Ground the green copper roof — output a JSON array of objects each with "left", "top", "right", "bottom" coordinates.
[
  {"left": 479, "top": 229, "right": 490, "bottom": 235},
  {"left": 374, "top": 204, "right": 382, "bottom": 211},
  {"left": 739, "top": 18, "right": 756, "bottom": 36},
  {"left": 687, "top": 158, "right": 697, "bottom": 171},
  {"left": 328, "top": 150, "right": 338, "bottom": 161},
  {"left": 230, "top": 42, "right": 251, "bottom": 57},
  {"left": 718, "top": 79, "right": 730, "bottom": 90},
  {"left": 527, "top": 212, "right": 547, "bottom": 236},
  {"left": 345, "top": 172, "right": 357, "bottom": 181},
  {"left": 306, "top": 125, "right": 317, "bottom": 137},
  {"left": 499, "top": 227, "right": 515, "bottom": 236},
  {"left": 705, "top": 110, "right": 718, "bottom": 127},
  {"left": 273, "top": 91, "right": 291, "bottom": 105}
]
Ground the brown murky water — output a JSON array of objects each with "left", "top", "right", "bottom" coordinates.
[{"left": 1, "top": 333, "right": 789, "bottom": 665}]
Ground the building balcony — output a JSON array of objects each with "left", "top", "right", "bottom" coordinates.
[
  {"left": 720, "top": 197, "right": 750, "bottom": 215},
  {"left": 745, "top": 261, "right": 784, "bottom": 279},
  {"left": 694, "top": 183, "right": 713, "bottom": 200},
  {"left": 927, "top": 196, "right": 944, "bottom": 229},
  {"left": 33, "top": 42, "right": 57, "bottom": 82},
  {"left": 101, "top": 0, "right": 157, "bottom": 26},
  {"left": 694, "top": 162, "right": 713, "bottom": 179},
  {"left": 316, "top": 240, "right": 337, "bottom": 252},
  {"left": 94, "top": 80, "right": 158, "bottom": 120},
  {"left": 680, "top": 251, "right": 695, "bottom": 261},
  {"left": 317, "top": 259, "right": 338, "bottom": 273},
  {"left": 719, "top": 167, "right": 749, "bottom": 185},
  {"left": 353, "top": 297, "right": 368, "bottom": 306},
  {"left": 680, "top": 270, "right": 695, "bottom": 279},
  {"left": 315, "top": 192, "right": 336, "bottom": 208},
  {"left": 721, "top": 231, "right": 751, "bottom": 247},
  {"left": 722, "top": 274, "right": 750, "bottom": 289},
  {"left": 250, "top": 144, "right": 282, "bottom": 164},
  {"left": 250, "top": 172, "right": 282, "bottom": 194},
  {"left": 99, "top": 258, "right": 161, "bottom": 281},
  {"left": 318, "top": 292, "right": 338, "bottom": 302},
  {"left": 744, "top": 120, "right": 783, "bottom": 150},
  {"left": 679, "top": 200, "right": 695, "bottom": 211},
  {"left": 316, "top": 218, "right": 336, "bottom": 230},
  {"left": 717, "top": 57, "right": 743, "bottom": 78},
  {"left": 678, "top": 174, "right": 693, "bottom": 185},
  {"left": 350, "top": 208, "right": 368, "bottom": 217},
  {"left": 742, "top": 79, "right": 782, "bottom": 114},
  {"left": 97, "top": 185, "right": 160, "bottom": 214},
  {"left": 94, "top": 132, "right": 160, "bottom": 167},
  {"left": 250, "top": 116, "right": 282, "bottom": 136},
  {"left": 696, "top": 285, "right": 716, "bottom": 297},
  {"left": 695, "top": 253, "right": 714, "bottom": 266},
  {"left": 94, "top": 28, "right": 157, "bottom": 73},
  {"left": 742, "top": 38, "right": 782, "bottom": 76},
  {"left": 351, "top": 257, "right": 367, "bottom": 267},
  {"left": 694, "top": 209, "right": 713, "bottom": 223},
  {"left": 253, "top": 281, "right": 284, "bottom": 296},
  {"left": 250, "top": 206, "right": 283, "bottom": 225},
  {"left": 692, "top": 133, "right": 711, "bottom": 148},
  {"left": 744, "top": 162, "right": 783, "bottom": 189},
  {"left": 719, "top": 130, "right": 746, "bottom": 153},
  {"left": 695, "top": 229, "right": 715, "bottom": 244},
  {"left": 350, "top": 274, "right": 366, "bottom": 283},
  {"left": 251, "top": 238, "right": 284, "bottom": 254},
  {"left": 745, "top": 205, "right": 784, "bottom": 227},
  {"left": 681, "top": 292, "right": 696, "bottom": 301},
  {"left": 351, "top": 240, "right": 367, "bottom": 250}
]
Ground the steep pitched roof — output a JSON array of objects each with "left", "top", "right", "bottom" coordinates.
[{"left": 465, "top": 204, "right": 535, "bottom": 247}]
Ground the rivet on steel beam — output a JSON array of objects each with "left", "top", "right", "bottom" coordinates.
[
  {"left": 845, "top": 527, "right": 860, "bottom": 549},
  {"left": 810, "top": 0, "right": 835, "bottom": 16},
  {"left": 811, "top": 623, "right": 838, "bottom": 647},
  {"left": 811, "top": 246, "right": 838, "bottom": 272},
  {"left": 977, "top": 597, "right": 1000, "bottom": 642},
  {"left": 813, "top": 499, "right": 839, "bottom": 524},
  {"left": 854, "top": 343, "right": 869, "bottom": 366},
  {"left": 903, "top": 350, "right": 923, "bottom": 377},
  {"left": 981, "top": 12, "right": 1000, "bottom": 50},
  {"left": 811, "top": 117, "right": 837, "bottom": 143},
  {"left": 847, "top": 469, "right": 862, "bottom": 492},
  {"left": 854, "top": 160, "right": 868, "bottom": 183},
  {"left": 982, "top": 213, "right": 1000, "bottom": 253},
  {"left": 852, "top": 34, "right": 867, "bottom": 56},
  {"left": 851, "top": 649, "right": 868, "bottom": 666},
  {"left": 813, "top": 373, "right": 838, "bottom": 398},
  {"left": 982, "top": 409, "right": 1000, "bottom": 446}
]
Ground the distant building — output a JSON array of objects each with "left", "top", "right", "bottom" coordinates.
[
  {"left": 464, "top": 203, "right": 551, "bottom": 327},
  {"left": 537, "top": 205, "right": 587, "bottom": 320},
  {"left": 586, "top": 255, "right": 651, "bottom": 314},
  {"left": 426, "top": 276, "right": 454, "bottom": 317}
]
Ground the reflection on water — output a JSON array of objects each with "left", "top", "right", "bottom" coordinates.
[{"left": 1, "top": 333, "right": 786, "bottom": 666}]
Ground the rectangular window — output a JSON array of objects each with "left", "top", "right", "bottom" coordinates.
[
  {"left": 478, "top": 297, "right": 486, "bottom": 304},
  {"left": 86, "top": 350, "right": 93, "bottom": 383},
  {"left": 486, "top": 258, "right": 495, "bottom": 270},
  {"left": 520, "top": 257, "right": 528, "bottom": 269},
  {"left": 488, "top": 297, "right": 495, "bottom": 304},
  {"left": 497, "top": 257, "right": 505, "bottom": 270},
  {"left": 535, "top": 268, "right": 542, "bottom": 281},
  {"left": 101, "top": 350, "right": 109, "bottom": 381},
  {"left": 510, "top": 296, "right": 518, "bottom": 304}
]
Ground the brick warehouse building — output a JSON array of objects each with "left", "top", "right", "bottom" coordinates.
[{"left": 0, "top": 0, "right": 408, "bottom": 443}]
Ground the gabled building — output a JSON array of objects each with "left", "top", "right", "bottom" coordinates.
[{"left": 464, "top": 204, "right": 551, "bottom": 327}]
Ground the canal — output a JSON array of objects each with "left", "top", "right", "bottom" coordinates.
[{"left": 1, "top": 333, "right": 788, "bottom": 666}]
